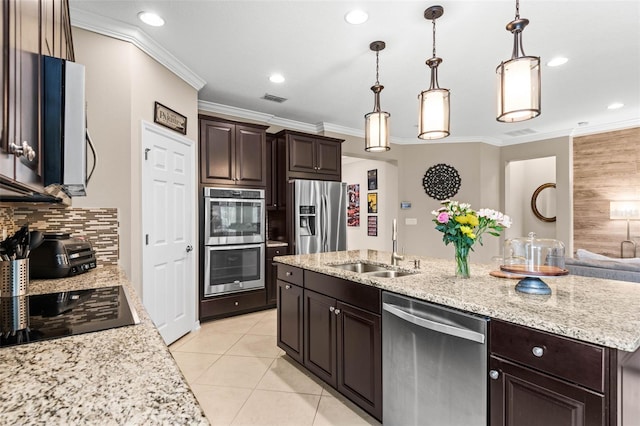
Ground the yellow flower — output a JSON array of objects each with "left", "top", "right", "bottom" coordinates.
[
  {"left": 459, "top": 225, "right": 477, "bottom": 240},
  {"left": 467, "top": 215, "right": 479, "bottom": 227},
  {"left": 455, "top": 215, "right": 468, "bottom": 224}
]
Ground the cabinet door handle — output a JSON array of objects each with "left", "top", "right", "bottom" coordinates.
[
  {"left": 334, "top": 308, "right": 341, "bottom": 315},
  {"left": 329, "top": 306, "right": 335, "bottom": 312},
  {"left": 9, "top": 141, "right": 36, "bottom": 161},
  {"left": 532, "top": 346, "right": 544, "bottom": 357},
  {"left": 275, "top": 250, "right": 281, "bottom": 255},
  {"left": 285, "top": 271, "right": 292, "bottom": 276},
  {"left": 285, "top": 284, "right": 291, "bottom": 290},
  {"left": 489, "top": 370, "right": 500, "bottom": 380},
  {"left": 234, "top": 301, "right": 239, "bottom": 306}
]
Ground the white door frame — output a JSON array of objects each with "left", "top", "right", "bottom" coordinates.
[{"left": 141, "top": 120, "right": 199, "bottom": 341}]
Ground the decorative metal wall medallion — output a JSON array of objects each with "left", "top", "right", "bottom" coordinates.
[{"left": 422, "top": 163, "right": 461, "bottom": 200}]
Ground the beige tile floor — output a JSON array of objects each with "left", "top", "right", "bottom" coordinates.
[{"left": 169, "top": 308, "right": 381, "bottom": 426}]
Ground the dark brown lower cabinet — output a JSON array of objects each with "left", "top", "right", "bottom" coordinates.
[
  {"left": 336, "top": 300, "right": 382, "bottom": 421},
  {"left": 266, "top": 245, "right": 288, "bottom": 306},
  {"left": 199, "top": 289, "right": 266, "bottom": 320},
  {"left": 276, "top": 279, "right": 303, "bottom": 364},
  {"left": 303, "top": 288, "right": 382, "bottom": 421},
  {"left": 304, "top": 289, "right": 337, "bottom": 386},
  {"left": 490, "top": 356, "right": 605, "bottom": 426}
]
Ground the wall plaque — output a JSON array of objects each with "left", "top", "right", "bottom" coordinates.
[{"left": 154, "top": 102, "right": 187, "bottom": 135}]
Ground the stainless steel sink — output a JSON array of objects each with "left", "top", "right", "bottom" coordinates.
[
  {"left": 330, "top": 262, "right": 389, "bottom": 273},
  {"left": 364, "top": 270, "right": 417, "bottom": 278}
]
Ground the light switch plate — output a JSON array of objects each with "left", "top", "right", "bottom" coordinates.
[{"left": 405, "top": 218, "right": 418, "bottom": 225}]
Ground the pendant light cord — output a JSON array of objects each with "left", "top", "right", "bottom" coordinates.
[
  {"left": 375, "top": 50, "right": 380, "bottom": 85},
  {"left": 515, "top": 0, "right": 520, "bottom": 19},
  {"left": 431, "top": 15, "right": 437, "bottom": 59}
]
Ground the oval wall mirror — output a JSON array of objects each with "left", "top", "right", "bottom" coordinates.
[{"left": 531, "top": 183, "right": 557, "bottom": 222}]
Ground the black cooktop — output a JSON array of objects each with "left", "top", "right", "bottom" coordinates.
[{"left": 0, "top": 285, "right": 139, "bottom": 348}]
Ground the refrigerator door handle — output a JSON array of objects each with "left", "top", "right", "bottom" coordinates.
[{"left": 321, "top": 194, "right": 328, "bottom": 251}]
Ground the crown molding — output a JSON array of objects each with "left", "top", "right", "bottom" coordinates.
[
  {"left": 570, "top": 118, "right": 640, "bottom": 138},
  {"left": 69, "top": 8, "right": 206, "bottom": 91},
  {"left": 198, "top": 100, "right": 319, "bottom": 134}
]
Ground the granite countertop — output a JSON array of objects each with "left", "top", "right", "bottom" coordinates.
[
  {"left": 274, "top": 250, "right": 640, "bottom": 352},
  {"left": 0, "top": 265, "right": 208, "bottom": 425},
  {"left": 267, "top": 240, "right": 289, "bottom": 248}
]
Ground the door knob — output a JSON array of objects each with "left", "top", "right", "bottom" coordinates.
[
  {"left": 532, "top": 346, "right": 544, "bottom": 357},
  {"left": 489, "top": 370, "right": 500, "bottom": 380},
  {"left": 334, "top": 308, "right": 341, "bottom": 315},
  {"left": 186, "top": 245, "right": 193, "bottom": 253}
]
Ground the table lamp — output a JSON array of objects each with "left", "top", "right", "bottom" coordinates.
[{"left": 610, "top": 201, "right": 640, "bottom": 258}]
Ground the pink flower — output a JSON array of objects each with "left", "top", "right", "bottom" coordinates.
[{"left": 437, "top": 212, "right": 450, "bottom": 223}]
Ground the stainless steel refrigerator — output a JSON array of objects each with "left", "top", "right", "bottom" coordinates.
[{"left": 291, "top": 180, "right": 347, "bottom": 254}]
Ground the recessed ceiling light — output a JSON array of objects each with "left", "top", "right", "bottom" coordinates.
[
  {"left": 138, "top": 12, "right": 165, "bottom": 27},
  {"left": 345, "top": 10, "right": 368, "bottom": 25},
  {"left": 269, "top": 73, "right": 285, "bottom": 84},
  {"left": 608, "top": 102, "right": 624, "bottom": 110},
  {"left": 546, "top": 57, "right": 568, "bottom": 67}
]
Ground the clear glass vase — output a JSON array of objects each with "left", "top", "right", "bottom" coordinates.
[{"left": 454, "top": 244, "right": 470, "bottom": 278}]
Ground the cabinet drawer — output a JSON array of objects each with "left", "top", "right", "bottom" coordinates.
[
  {"left": 200, "top": 289, "right": 266, "bottom": 320},
  {"left": 277, "top": 264, "right": 304, "bottom": 287},
  {"left": 305, "top": 270, "right": 381, "bottom": 314},
  {"left": 491, "top": 320, "right": 606, "bottom": 392},
  {"left": 267, "top": 246, "right": 288, "bottom": 258}
]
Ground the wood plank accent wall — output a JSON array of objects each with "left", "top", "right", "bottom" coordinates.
[{"left": 573, "top": 127, "right": 640, "bottom": 257}]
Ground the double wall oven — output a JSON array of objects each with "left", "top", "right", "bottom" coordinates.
[{"left": 203, "top": 187, "right": 265, "bottom": 297}]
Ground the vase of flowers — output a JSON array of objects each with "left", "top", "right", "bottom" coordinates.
[{"left": 432, "top": 200, "right": 511, "bottom": 278}]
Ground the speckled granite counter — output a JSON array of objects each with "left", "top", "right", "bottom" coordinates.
[
  {"left": 0, "top": 265, "right": 208, "bottom": 425},
  {"left": 274, "top": 250, "right": 640, "bottom": 352}
]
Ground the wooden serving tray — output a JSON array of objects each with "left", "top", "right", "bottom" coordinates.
[
  {"left": 490, "top": 270, "right": 525, "bottom": 279},
  {"left": 500, "top": 264, "right": 569, "bottom": 277}
]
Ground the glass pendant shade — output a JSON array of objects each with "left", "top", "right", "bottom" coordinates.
[
  {"left": 497, "top": 55, "right": 540, "bottom": 122},
  {"left": 365, "top": 110, "right": 390, "bottom": 152},
  {"left": 418, "top": 88, "right": 450, "bottom": 140}
]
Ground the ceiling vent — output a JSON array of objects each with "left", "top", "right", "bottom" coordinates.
[
  {"left": 504, "top": 128, "right": 537, "bottom": 137},
  {"left": 262, "top": 93, "right": 287, "bottom": 103}
]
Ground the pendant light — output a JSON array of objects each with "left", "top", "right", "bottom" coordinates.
[
  {"left": 496, "top": 0, "right": 541, "bottom": 122},
  {"left": 418, "top": 5, "right": 450, "bottom": 140},
  {"left": 364, "top": 41, "right": 390, "bottom": 152}
]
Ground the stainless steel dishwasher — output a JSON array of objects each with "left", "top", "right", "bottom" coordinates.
[{"left": 382, "top": 291, "right": 489, "bottom": 426}]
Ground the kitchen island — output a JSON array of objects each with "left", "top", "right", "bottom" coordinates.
[
  {"left": 0, "top": 265, "right": 208, "bottom": 425},
  {"left": 274, "top": 249, "right": 640, "bottom": 425}
]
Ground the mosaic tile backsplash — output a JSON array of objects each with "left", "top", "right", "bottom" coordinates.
[{"left": 1, "top": 207, "right": 118, "bottom": 265}]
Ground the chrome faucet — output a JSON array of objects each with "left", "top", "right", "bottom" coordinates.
[{"left": 391, "top": 219, "right": 404, "bottom": 266}]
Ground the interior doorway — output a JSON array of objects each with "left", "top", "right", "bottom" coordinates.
[
  {"left": 505, "top": 156, "right": 557, "bottom": 240},
  {"left": 141, "top": 121, "right": 198, "bottom": 344}
]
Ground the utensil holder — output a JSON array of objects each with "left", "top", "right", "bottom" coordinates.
[{"left": 0, "top": 259, "right": 29, "bottom": 297}]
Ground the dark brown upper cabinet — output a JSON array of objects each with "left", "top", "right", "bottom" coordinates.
[
  {"left": 265, "top": 133, "right": 286, "bottom": 209},
  {"left": 199, "top": 115, "right": 268, "bottom": 188},
  {"left": 275, "top": 130, "right": 343, "bottom": 182},
  {"left": 1, "top": 0, "right": 73, "bottom": 195}
]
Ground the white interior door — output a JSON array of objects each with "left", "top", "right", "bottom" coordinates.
[{"left": 141, "top": 121, "right": 196, "bottom": 344}]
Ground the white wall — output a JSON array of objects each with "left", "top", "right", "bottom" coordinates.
[
  {"left": 506, "top": 156, "right": 556, "bottom": 240},
  {"left": 501, "top": 136, "right": 572, "bottom": 254},
  {"left": 342, "top": 157, "right": 398, "bottom": 251},
  {"left": 71, "top": 28, "right": 198, "bottom": 295},
  {"left": 395, "top": 142, "right": 502, "bottom": 264}
]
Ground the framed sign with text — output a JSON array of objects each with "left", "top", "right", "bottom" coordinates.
[{"left": 154, "top": 102, "right": 187, "bottom": 135}]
